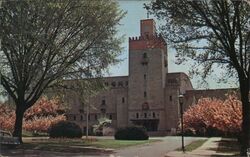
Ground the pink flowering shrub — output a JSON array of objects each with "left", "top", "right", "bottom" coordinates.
[
  {"left": 0, "top": 97, "right": 66, "bottom": 133},
  {"left": 183, "top": 93, "right": 242, "bottom": 136}
]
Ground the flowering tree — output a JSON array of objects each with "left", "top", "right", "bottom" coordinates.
[
  {"left": 0, "top": 103, "right": 15, "bottom": 131},
  {"left": 23, "top": 115, "right": 65, "bottom": 133},
  {"left": 183, "top": 94, "right": 242, "bottom": 136},
  {"left": 0, "top": 97, "right": 66, "bottom": 133}
]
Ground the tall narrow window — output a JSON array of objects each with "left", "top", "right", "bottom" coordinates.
[
  {"left": 95, "top": 114, "right": 97, "bottom": 120},
  {"left": 136, "top": 113, "right": 139, "bottom": 119},
  {"left": 80, "top": 115, "right": 83, "bottom": 121},
  {"left": 73, "top": 115, "right": 76, "bottom": 121},
  {"left": 102, "top": 99, "right": 106, "bottom": 105},
  {"left": 122, "top": 97, "right": 125, "bottom": 103},
  {"left": 88, "top": 114, "right": 90, "bottom": 120},
  {"left": 144, "top": 91, "right": 147, "bottom": 98},
  {"left": 144, "top": 74, "right": 146, "bottom": 80},
  {"left": 101, "top": 108, "right": 106, "bottom": 113},
  {"left": 169, "top": 96, "right": 172, "bottom": 101},
  {"left": 111, "top": 81, "right": 116, "bottom": 87},
  {"left": 109, "top": 114, "right": 113, "bottom": 120},
  {"left": 143, "top": 53, "right": 147, "bottom": 58},
  {"left": 153, "top": 112, "right": 155, "bottom": 118},
  {"left": 144, "top": 113, "right": 147, "bottom": 118}
]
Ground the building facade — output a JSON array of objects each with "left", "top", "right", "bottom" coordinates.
[{"left": 65, "top": 19, "right": 234, "bottom": 135}]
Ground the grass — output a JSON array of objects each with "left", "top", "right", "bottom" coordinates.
[
  {"left": 176, "top": 139, "right": 207, "bottom": 152},
  {"left": 22, "top": 131, "right": 48, "bottom": 137},
  {"left": 85, "top": 139, "right": 159, "bottom": 149},
  {"left": 16, "top": 138, "right": 160, "bottom": 153}
]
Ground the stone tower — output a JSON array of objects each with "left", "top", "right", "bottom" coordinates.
[{"left": 128, "top": 19, "right": 168, "bottom": 132}]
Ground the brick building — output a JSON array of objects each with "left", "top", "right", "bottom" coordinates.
[{"left": 65, "top": 19, "right": 235, "bottom": 135}]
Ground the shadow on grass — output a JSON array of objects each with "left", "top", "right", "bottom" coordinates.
[
  {"left": 209, "top": 138, "right": 241, "bottom": 157},
  {"left": 0, "top": 140, "right": 113, "bottom": 157}
]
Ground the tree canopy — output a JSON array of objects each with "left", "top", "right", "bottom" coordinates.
[
  {"left": 0, "top": 0, "right": 124, "bottom": 141},
  {"left": 146, "top": 0, "right": 250, "bottom": 80},
  {"left": 146, "top": 0, "right": 249, "bottom": 155}
]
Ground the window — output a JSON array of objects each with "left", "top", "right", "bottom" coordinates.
[
  {"left": 125, "top": 81, "right": 128, "bottom": 86},
  {"left": 80, "top": 115, "right": 83, "bottom": 121},
  {"left": 153, "top": 112, "right": 155, "bottom": 118},
  {"left": 118, "top": 81, "right": 123, "bottom": 87},
  {"left": 144, "top": 91, "right": 147, "bottom": 98},
  {"left": 164, "top": 59, "right": 167, "bottom": 67},
  {"left": 169, "top": 96, "right": 172, "bottom": 101},
  {"left": 122, "top": 97, "right": 125, "bottom": 103},
  {"left": 95, "top": 114, "right": 97, "bottom": 120},
  {"left": 111, "top": 81, "right": 116, "bottom": 87},
  {"left": 144, "top": 74, "right": 146, "bottom": 80},
  {"left": 136, "top": 113, "right": 139, "bottom": 119},
  {"left": 142, "top": 53, "right": 148, "bottom": 65},
  {"left": 88, "top": 114, "right": 90, "bottom": 120},
  {"left": 102, "top": 99, "right": 106, "bottom": 105},
  {"left": 101, "top": 108, "right": 106, "bottom": 113},
  {"left": 109, "top": 114, "right": 113, "bottom": 120},
  {"left": 73, "top": 115, "right": 76, "bottom": 121},
  {"left": 168, "top": 79, "right": 178, "bottom": 84},
  {"left": 79, "top": 109, "right": 84, "bottom": 113},
  {"left": 144, "top": 113, "right": 147, "bottom": 118}
]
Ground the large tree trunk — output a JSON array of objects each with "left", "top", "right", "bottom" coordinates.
[
  {"left": 239, "top": 78, "right": 250, "bottom": 156},
  {"left": 13, "top": 106, "right": 25, "bottom": 144}
]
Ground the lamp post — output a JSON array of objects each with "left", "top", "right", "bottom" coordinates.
[{"left": 178, "top": 94, "right": 185, "bottom": 152}]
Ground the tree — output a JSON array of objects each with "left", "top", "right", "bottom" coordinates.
[
  {"left": 0, "top": 0, "right": 124, "bottom": 143},
  {"left": 0, "top": 96, "right": 66, "bottom": 133},
  {"left": 93, "top": 117, "right": 112, "bottom": 136},
  {"left": 61, "top": 78, "right": 107, "bottom": 139},
  {"left": 0, "top": 102, "right": 15, "bottom": 131},
  {"left": 183, "top": 94, "right": 242, "bottom": 136},
  {"left": 146, "top": 0, "right": 249, "bottom": 155}
]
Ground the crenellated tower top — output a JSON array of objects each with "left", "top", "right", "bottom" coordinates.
[{"left": 129, "top": 19, "right": 166, "bottom": 50}]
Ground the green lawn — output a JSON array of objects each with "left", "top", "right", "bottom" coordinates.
[
  {"left": 17, "top": 138, "right": 160, "bottom": 153},
  {"left": 86, "top": 139, "right": 159, "bottom": 149},
  {"left": 176, "top": 139, "right": 207, "bottom": 152},
  {"left": 22, "top": 131, "right": 48, "bottom": 137}
]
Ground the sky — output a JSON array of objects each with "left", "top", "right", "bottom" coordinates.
[{"left": 107, "top": 0, "right": 238, "bottom": 89}]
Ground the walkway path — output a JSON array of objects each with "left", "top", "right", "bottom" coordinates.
[
  {"left": 110, "top": 136, "right": 206, "bottom": 157},
  {"left": 165, "top": 137, "right": 237, "bottom": 157}
]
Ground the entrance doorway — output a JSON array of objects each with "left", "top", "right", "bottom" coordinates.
[{"left": 131, "top": 119, "right": 159, "bottom": 131}]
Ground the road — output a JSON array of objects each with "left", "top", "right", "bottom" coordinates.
[{"left": 0, "top": 136, "right": 206, "bottom": 157}]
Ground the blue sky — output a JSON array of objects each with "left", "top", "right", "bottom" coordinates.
[{"left": 107, "top": 0, "right": 237, "bottom": 89}]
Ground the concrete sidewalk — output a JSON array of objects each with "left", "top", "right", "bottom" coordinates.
[{"left": 165, "top": 137, "right": 236, "bottom": 157}]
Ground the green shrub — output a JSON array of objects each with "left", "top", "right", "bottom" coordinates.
[
  {"left": 48, "top": 121, "right": 82, "bottom": 138},
  {"left": 114, "top": 126, "right": 149, "bottom": 140}
]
